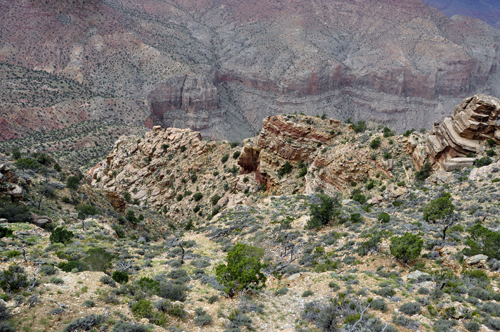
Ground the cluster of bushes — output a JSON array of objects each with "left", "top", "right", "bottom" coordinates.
[
  {"left": 0, "top": 203, "right": 31, "bottom": 223},
  {"left": 307, "top": 194, "right": 342, "bottom": 229},
  {"left": 0, "top": 265, "right": 28, "bottom": 293}
]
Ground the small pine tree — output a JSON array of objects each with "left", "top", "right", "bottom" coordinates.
[
  {"left": 49, "top": 227, "right": 74, "bottom": 245},
  {"left": 216, "top": 243, "right": 266, "bottom": 297},
  {"left": 423, "top": 193, "right": 455, "bottom": 222},
  {"left": 390, "top": 233, "right": 423, "bottom": 264}
]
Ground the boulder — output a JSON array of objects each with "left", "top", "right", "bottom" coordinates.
[
  {"left": 407, "top": 270, "right": 431, "bottom": 281},
  {"left": 465, "top": 254, "right": 489, "bottom": 265},
  {"left": 30, "top": 213, "right": 52, "bottom": 228}
]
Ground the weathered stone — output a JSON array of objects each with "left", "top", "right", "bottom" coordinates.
[
  {"left": 465, "top": 254, "right": 489, "bottom": 265},
  {"left": 427, "top": 94, "right": 500, "bottom": 171},
  {"left": 469, "top": 159, "right": 500, "bottom": 181},
  {"left": 443, "top": 157, "right": 476, "bottom": 172},
  {"left": 30, "top": 213, "right": 52, "bottom": 228},
  {"left": 407, "top": 270, "right": 430, "bottom": 281}
]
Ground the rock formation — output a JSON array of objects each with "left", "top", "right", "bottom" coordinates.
[
  {"left": 238, "top": 114, "right": 393, "bottom": 196},
  {"left": 426, "top": 94, "right": 500, "bottom": 171},
  {"left": 0, "top": 164, "right": 24, "bottom": 201}
]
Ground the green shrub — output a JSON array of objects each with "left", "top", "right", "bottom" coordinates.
[
  {"left": 462, "top": 269, "right": 490, "bottom": 288},
  {"left": 0, "top": 226, "right": 13, "bottom": 239},
  {"left": 112, "top": 271, "right": 129, "bottom": 284},
  {"left": 131, "top": 299, "right": 166, "bottom": 326},
  {"left": 11, "top": 147, "right": 21, "bottom": 160},
  {"left": 48, "top": 277, "right": 64, "bottom": 284},
  {"left": 350, "top": 213, "right": 363, "bottom": 223},
  {"left": 63, "top": 314, "right": 105, "bottom": 332},
  {"left": 278, "top": 161, "right": 292, "bottom": 177},
  {"left": 0, "top": 265, "right": 28, "bottom": 292},
  {"left": 58, "top": 261, "right": 89, "bottom": 273},
  {"left": 328, "top": 282, "right": 340, "bottom": 291},
  {"left": 352, "top": 193, "right": 366, "bottom": 205},
  {"left": 298, "top": 167, "right": 307, "bottom": 177},
  {"left": 82, "top": 300, "right": 95, "bottom": 308},
  {"left": 211, "top": 194, "right": 221, "bottom": 206},
  {"left": 476, "top": 156, "right": 493, "bottom": 167},
  {"left": 193, "top": 192, "right": 203, "bottom": 201},
  {"left": 215, "top": 243, "right": 266, "bottom": 297},
  {"left": 415, "top": 161, "right": 432, "bottom": 181},
  {"left": 358, "top": 232, "right": 382, "bottom": 256},
  {"left": 66, "top": 176, "right": 80, "bottom": 190},
  {"left": 194, "top": 310, "right": 213, "bottom": 327},
  {"left": 0, "top": 203, "right": 31, "bottom": 223},
  {"left": 54, "top": 163, "right": 62, "bottom": 172},
  {"left": 15, "top": 158, "right": 41, "bottom": 170},
  {"left": 233, "top": 151, "right": 241, "bottom": 159},
  {"left": 378, "top": 212, "right": 390, "bottom": 223},
  {"left": 464, "top": 223, "right": 500, "bottom": 259},
  {"left": 76, "top": 204, "right": 100, "bottom": 217},
  {"left": 302, "top": 290, "right": 314, "bottom": 297},
  {"left": 487, "top": 138, "right": 497, "bottom": 147},
  {"left": 274, "top": 287, "right": 288, "bottom": 296},
  {"left": 126, "top": 210, "right": 138, "bottom": 224},
  {"left": 370, "top": 137, "right": 381, "bottom": 149},
  {"left": 49, "top": 227, "right": 74, "bottom": 244},
  {"left": 40, "top": 265, "right": 57, "bottom": 276},
  {"left": 399, "top": 302, "right": 421, "bottom": 316},
  {"left": 307, "top": 194, "right": 342, "bottom": 229},
  {"left": 83, "top": 248, "right": 114, "bottom": 272},
  {"left": 221, "top": 154, "right": 229, "bottom": 163},
  {"left": 403, "top": 129, "right": 415, "bottom": 137},
  {"left": 370, "top": 298, "right": 387, "bottom": 312},
  {"left": 464, "top": 321, "right": 480, "bottom": 332},
  {"left": 390, "top": 232, "right": 423, "bottom": 264},
  {"left": 374, "top": 287, "right": 395, "bottom": 297},
  {"left": 487, "top": 149, "right": 497, "bottom": 157},
  {"left": 351, "top": 121, "right": 366, "bottom": 133},
  {"left": 423, "top": 192, "right": 455, "bottom": 222},
  {"left": 111, "top": 321, "right": 150, "bottom": 332},
  {"left": 99, "top": 275, "right": 117, "bottom": 288}
]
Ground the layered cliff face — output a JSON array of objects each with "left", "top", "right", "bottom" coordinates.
[
  {"left": 238, "top": 114, "right": 395, "bottom": 196},
  {"left": 405, "top": 94, "right": 500, "bottom": 172},
  {"left": 2, "top": 0, "right": 500, "bottom": 142}
]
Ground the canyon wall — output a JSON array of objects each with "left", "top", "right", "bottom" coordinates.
[{"left": 2, "top": 0, "right": 500, "bottom": 141}]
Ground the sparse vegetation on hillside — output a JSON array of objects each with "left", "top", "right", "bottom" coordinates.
[{"left": 0, "top": 112, "right": 499, "bottom": 332}]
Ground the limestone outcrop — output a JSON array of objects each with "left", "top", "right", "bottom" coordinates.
[
  {"left": 238, "top": 114, "right": 392, "bottom": 195},
  {"left": 426, "top": 94, "right": 500, "bottom": 171}
]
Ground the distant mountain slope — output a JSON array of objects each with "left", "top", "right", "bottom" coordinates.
[
  {"left": 422, "top": 0, "right": 500, "bottom": 29},
  {"left": 1, "top": 0, "right": 500, "bottom": 142}
]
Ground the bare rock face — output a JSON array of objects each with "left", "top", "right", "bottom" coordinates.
[
  {"left": 238, "top": 114, "right": 392, "bottom": 195},
  {"left": 427, "top": 94, "right": 500, "bottom": 170},
  {"left": 145, "top": 74, "right": 221, "bottom": 132}
]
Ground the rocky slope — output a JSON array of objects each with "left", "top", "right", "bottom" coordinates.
[
  {"left": 2, "top": 0, "right": 500, "bottom": 143},
  {"left": 1, "top": 100, "right": 500, "bottom": 332}
]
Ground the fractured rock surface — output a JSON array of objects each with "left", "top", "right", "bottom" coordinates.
[{"left": 427, "top": 94, "right": 500, "bottom": 170}]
